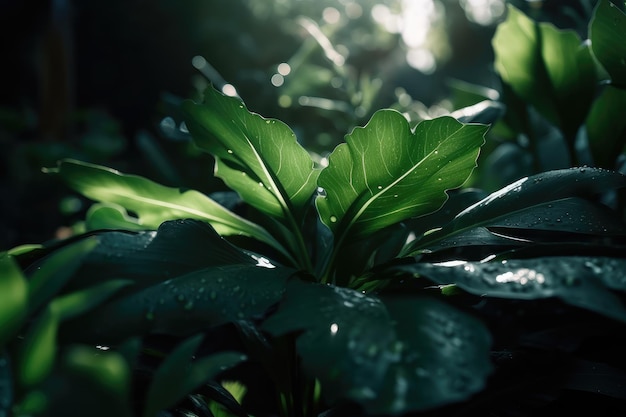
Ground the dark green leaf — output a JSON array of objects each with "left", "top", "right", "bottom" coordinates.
[
  {"left": 406, "top": 167, "right": 626, "bottom": 255},
  {"left": 590, "top": 0, "right": 626, "bottom": 88},
  {"left": 586, "top": 85, "right": 626, "bottom": 168},
  {"left": 61, "top": 263, "right": 293, "bottom": 344},
  {"left": 486, "top": 197, "right": 626, "bottom": 235},
  {"left": 182, "top": 86, "right": 320, "bottom": 223},
  {"left": 316, "top": 111, "right": 487, "bottom": 241},
  {"left": 493, "top": 5, "right": 597, "bottom": 137},
  {"left": 143, "top": 334, "right": 245, "bottom": 417},
  {"left": 47, "top": 159, "right": 286, "bottom": 256},
  {"left": 27, "top": 237, "right": 99, "bottom": 315},
  {"left": 0, "top": 253, "right": 28, "bottom": 348},
  {"left": 65, "top": 219, "right": 257, "bottom": 292},
  {"left": 409, "top": 257, "right": 626, "bottom": 322},
  {"left": 263, "top": 280, "right": 492, "bottom": 414}
]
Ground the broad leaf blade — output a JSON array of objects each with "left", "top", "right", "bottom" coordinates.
[
  {"left": 316, "top": 111, "right": 487, "bottom": 240},
  {"left": 407, "top": 167, "right": 626, "bottom": 254},
  {"left": 493, "top": 5, "right": 597, "bottom": 137},
  {"left": 60, "top": 264, "right": 293, "bottom": 344},
  {"left": 182, "top": 86, "right": 320, "bottom": 222},
  {"left": 590, "top": 0, "right": 626, "bottom": 88},
  {"left": 47, "top": 159, "right": 286, "bottom": 256},
  {"left": 263, "top": 280, "right": 492, "bottom": 414},
  {"left": 409, "top": 257, "right": 626, "bottom": 323}
]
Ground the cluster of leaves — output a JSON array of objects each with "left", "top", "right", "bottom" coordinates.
[{"left": 2, "top": 1, "right": 626, "bottom": 416}]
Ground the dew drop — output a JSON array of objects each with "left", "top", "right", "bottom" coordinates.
[
  {"left": 377, "top": 185, "right": 383, "bottom": 190},
  {"left": 330, "top": 215, "right": 338, "bottom": 223},
  {"left": 227, "top": 149, "right": 233, "bottom": 154}
]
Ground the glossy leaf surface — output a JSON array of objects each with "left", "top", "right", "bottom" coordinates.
[
  {"left": 493, "top": 5, "right": 596, "bottom": 137},
  {"left": 407, "top": 167, "right": 626, "bottom": 254},
  {"left": 48, "top": 159, "right": 284, "bottom": 255},
  {"left": 316, "top": 110, "right": 486, "bottom": 240},
  {"left": 263, "top": 280, "right": 492, "bottom": 414},
  {"left": 64, "top": 219, "right": 258, "bottom": 292},
  {"left": 61, "top": 263, "right": 292, "bottom": 344},
  {"left": 409, "top": 257, "right": 626, "bottom": 322},
  {"left": 182, "top": 87, "right": 319, "bottom": 222},
  {"left": 590, "top": 0, "right": 626, "bottom": 88}
]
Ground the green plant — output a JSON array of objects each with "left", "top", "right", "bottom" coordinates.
[{"left": 3, "top": 1, "right": 626, "bottom": 416}]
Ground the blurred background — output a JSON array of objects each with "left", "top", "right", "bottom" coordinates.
[{"left": 0, "top": 0, "right": 598, "bottom": 249}]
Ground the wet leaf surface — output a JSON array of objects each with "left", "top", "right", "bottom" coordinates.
[{"left": 263, "top": 279, "right": 492, "bottom": 414}]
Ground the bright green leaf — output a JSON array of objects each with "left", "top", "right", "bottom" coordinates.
[
  {"left": 143, "top": 334, "right": 245, "bottom": 417},
  {"left": 263, "top": 280, "right": 492, "bottom": 414},
  {"left": 316, "top": 111, "right": 486, "bottom": 242},
  {"left": 46, "top": 159, "right": 287, "bottom": 258},
  {"left": 182, "top": 86, "right": 320, "bottom": 223},
  {"left": 590, "top": 0, "right": 626, "bottom": 88},
  {"left": 409, "top": 257, "right": 626, "bottom": 323},
  {"left": 17, "top": 307, "right": 59, "bottom": 388},
  {"left": 493, "top": 5, "right": 597, "bottom": 138},
  {"left": 85, "top": 203, "right": 145, "bottom": 231},
  {"left": 0, "top": 253, "right": 28, "bottom": 348}
]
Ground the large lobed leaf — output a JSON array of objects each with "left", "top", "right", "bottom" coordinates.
[
  {"left": 316, "top": 110, "right": 487, "bottom": 241},
  {"left": 263, "top": 280, "right": 492, "bottom": 414},
  {"left": 182, "top": 86, "right": 320, "bottom": 223},
  {"left": 46, "top": 159, "right": 288, "bottom": 259},
  {"left": 492, "top": 5, "right": 597, "bottom": 138}
]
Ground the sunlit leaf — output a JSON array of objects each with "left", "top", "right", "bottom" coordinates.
[
  {"left": 46, "top": 159, "right": 287, "bottom": 257},
  {"left": 60, "top": 263, "right": 293, "bottom": 344},
  {"left": 590, "top": 0, "right": 626, "bottom": 88},
  {"left": 85, "top": 203, "right": 145, "bottom": 231},
  {"left": 406, "top": 167, "right": 626, "bottom": 254},
  {"left": 316, "top": 110, "right": 487, "bottom": 242},
  {"left": 0, "top": 253, "right": 28, "bottom": 348},
  {"left": 182, "top": 86, "right": 320, "bottom": 223},
  {"left": 143, "top": 334, "right": 245, "bottom": 417},
  {"left": 493, "top": 5, "right": 597, "bottom": 138},
  {"left": 408, "top": 257, "right": 626, "bottom": 323},
  {"left": 263, "top": 280, "right": 492, "bottom": 414},
  {"left": 586, "top": 86, "right": 626, "bottom": 168}
]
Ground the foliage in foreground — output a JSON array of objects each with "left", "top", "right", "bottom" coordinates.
[{"left": 2, "top": 1, "right": 626, "bottom": 416}]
